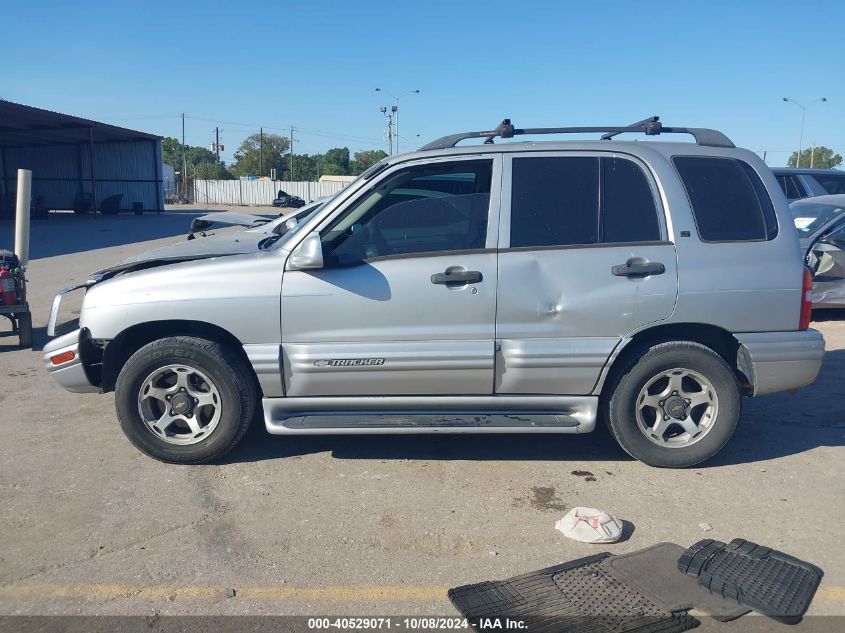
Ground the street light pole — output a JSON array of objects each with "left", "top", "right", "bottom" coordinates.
[
  {"left": 782, "top": 97, "right": 827, "bottom": 167},
  {"left": 375, "top": 87, "right": 420, "bottom": 154}
]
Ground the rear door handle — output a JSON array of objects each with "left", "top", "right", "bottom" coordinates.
[
  {"left": 431, "top": 270, "right": 483, "bottom": 285},
  {"left": 612, "top": 259, "right": 665, "bottom": 277}
]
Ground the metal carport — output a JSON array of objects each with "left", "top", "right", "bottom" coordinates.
[{"left": 0, "top": 99, "right": 164, "bottom": 215}]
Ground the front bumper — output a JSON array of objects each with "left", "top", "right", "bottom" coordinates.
[
  {"left": 42, "top": 329, "right": 100, "bottom": 394},
  {"left": 736, "top": 329, "right": 825, "bottom": 396}
]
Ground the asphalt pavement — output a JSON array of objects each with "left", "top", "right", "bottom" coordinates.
[{"left": 1, "top": 212, "right": 843, "bottom": 624}]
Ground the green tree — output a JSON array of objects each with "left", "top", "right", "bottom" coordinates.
[
  {"left": 185, "top": 145, "right": 218, "bottom": 167},
  {"left": 161, "top": 137, "right": 231, "bottom": 179},
  {"left": 351, "top": 149, "right": 388, "bottom": 175},
  {"left": 193, "top": 161, "right": 232, "bottom": 180},
  {"left": 320, "top": 147, "right": 351, "bottom": 176},
  {"left": 788, "top": 146, "right": 842, "bottom": 169},
  {"left": 287, "top": 153, "right": 321, "bottom": 181},
  {"left": 230, "top": 133, "right": 290, "bottom": 178},
  {"left": 161, "top": 137, "right": 183, "bottom": 170}
]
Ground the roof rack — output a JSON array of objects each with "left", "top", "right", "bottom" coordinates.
[{"left": 419, "top": 116, "right": 735, "bottom": 150}]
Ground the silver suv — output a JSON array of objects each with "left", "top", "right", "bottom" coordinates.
[{"left": 44, "top": 118, "right": 825, "bottom": 468}]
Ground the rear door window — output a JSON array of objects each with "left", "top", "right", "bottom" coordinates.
[
  {"left": 601, "top": 157, "right": 661, "bottom": 243},
  {"left": 674, "top": 157, "right": 778, "bottom": 242},
  {"left": 509, "top": 156, "right": 661, "bottom": 248},
  {"left": 510, "top": 157, "right": 599, "bottom": 247}
]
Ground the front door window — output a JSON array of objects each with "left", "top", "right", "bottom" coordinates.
[{"left": 320, "top": 160, "right": 493, "bottom": 265}]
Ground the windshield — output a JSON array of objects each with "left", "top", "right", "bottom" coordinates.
[{"left": 790, "top": 202, "right": 845, "bottom": 234}]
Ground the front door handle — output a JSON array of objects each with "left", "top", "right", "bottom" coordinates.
[
  {"left": 612, "top": 259, "right": 665, "bottom": 277},
  {"left": 431, "top": 270, "right": 483, "bottom": 285}
]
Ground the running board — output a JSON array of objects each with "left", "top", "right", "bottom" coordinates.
[{"left": 262, "top": 395, "right": 597, "bottom": 435}]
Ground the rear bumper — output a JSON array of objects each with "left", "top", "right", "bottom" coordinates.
[
  {"left": 42, "top": 329, "right": 100, "bottom": 394},
  {"left": 736, "top": 329, "right": 825, "bottom": 396}
]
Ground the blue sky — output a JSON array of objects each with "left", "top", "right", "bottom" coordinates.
[{"left": 1, "top": 0, "right": 842, "bottom": 167}]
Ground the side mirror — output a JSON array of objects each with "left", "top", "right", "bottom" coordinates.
[
  {"left": 287, "top": 231, "right": 324, "bottom": 270},
  {"left": 285, "top": 216, "right": 298, "bottom": 230}
]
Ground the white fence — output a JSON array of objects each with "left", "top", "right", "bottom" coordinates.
[{"left": 190, "top": 179, "right": 348, "bottom": 206}]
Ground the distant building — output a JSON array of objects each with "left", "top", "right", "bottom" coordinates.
[
  {"left": 318, "top": 175, "right": 357, "bottom": 184},
  {"left": 0, "top": 99, "right": 164, "bottom": 213}
]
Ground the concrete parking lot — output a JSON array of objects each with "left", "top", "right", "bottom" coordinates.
[{"left": 1, "top": 212, "right": 844, "bottom": 622}]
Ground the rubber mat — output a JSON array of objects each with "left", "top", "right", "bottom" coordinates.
[
  {"left": 678, "top": 538, "right": 823, "bottom": 622},
  {"left": 449, "top": 553, "right": 698, "bottom": 633},
  {"left": 603, "top": 543, "right": 749, "bottom": 621}
]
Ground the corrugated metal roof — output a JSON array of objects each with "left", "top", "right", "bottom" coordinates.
[{"left": 0, "top": 99, "right": 161, "bottom": 148}]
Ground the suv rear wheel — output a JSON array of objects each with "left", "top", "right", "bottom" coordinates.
[
  {"left": 115, "top": 336, "right": 256, "bottom": 464},
  {"left": 605, "top": 341, "right": 740, "bottom": 468}
]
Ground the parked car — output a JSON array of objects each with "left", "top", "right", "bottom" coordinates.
[
  {"left": 44, "top": 117, "right": 824, "bottom": 468},
  {"left": 791, "top": 194, "right": 845, "bottom": 250},
  {"left": 273, "top": 192, "right": 306, "bottom": 208},
  {"left": 772, "top": 167, "right": 845, "bottom": 201},
  {"left": 791, "top": 194, "right": 845, "bottom": 308}
]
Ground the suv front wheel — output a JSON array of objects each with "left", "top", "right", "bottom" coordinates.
[
  {"left": 115, "top": 336, "right": 256, "bottom": 464},
  {"left": 605, "top": 341, "right": 740, "bottom": 468}
]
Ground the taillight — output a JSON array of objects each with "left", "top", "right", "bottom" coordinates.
[{"left": 799, "top": 266, "right": 813, "bottom": 330}]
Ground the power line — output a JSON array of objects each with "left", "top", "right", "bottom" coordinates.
[{"left": 183, "top": 114, "right": 383, "bottom": 145}]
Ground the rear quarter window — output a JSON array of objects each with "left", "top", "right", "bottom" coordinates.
[
  {"left": 813, "top": 173, "right": 845, "bottom": 195},
  {"left": 674, "top": 156, "right": 778, "bottom": 242}
]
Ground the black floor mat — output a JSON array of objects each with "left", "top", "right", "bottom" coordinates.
[
  {"left": 449, "top": 553, "right": 698, "bottom": 633},
  {"left": 604, "top": 543, "right": 749, "bottom": 621},
  {"left": 678, "top": 538, "right": 824, "bottom": 623}
]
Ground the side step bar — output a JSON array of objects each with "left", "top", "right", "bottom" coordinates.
[{"left": 262, "top": 395, "right": 597, "bottom": 435}]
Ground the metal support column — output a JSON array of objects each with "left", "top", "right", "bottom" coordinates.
[
  {"left": 76, "top": 143, "right": 84, "bottom": 198},
  {"left": 0, "top": 147, "right": 6, "bottom": 204},
  {"left": 88, "top": 126, "right": 99, "bottom": 216},
  {"left": 151, "top": 139, "right": 162, "bottom": 213}
]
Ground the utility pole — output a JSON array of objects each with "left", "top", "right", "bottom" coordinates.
[
  {"left": 379, "top": 107, "right": 394, "bottom": 156},
  {"left": 391, "top": 105, "right": 398, "bottom": 155},
  {"left": 180, "top": 113, "right": 187, "bottom": 199},
  {"left": 810, "top": 144, "right": 816, "bottom": 169},
  {"left": 214, "top": 126, "right": 220, "bottom": 162},
  {"left": 290, "top": 125, "right": 295, "bottom": 181},
  {"left": 259, "top": 127, "right": 264, "bottom": 178}
]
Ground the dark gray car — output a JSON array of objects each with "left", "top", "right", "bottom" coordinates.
[{"left": 773, "top": 168, "right": 845, "bottom": 201}]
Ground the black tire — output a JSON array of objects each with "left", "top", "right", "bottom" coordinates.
[
  {"left": 115, "top": 336, "right": 256, "bottom": 464},
  {"left": 604, "top": 341, "right": 740, "bottom": 468},
  {"left": 17, "top": 312, "right": 32, "bottom": 348}
]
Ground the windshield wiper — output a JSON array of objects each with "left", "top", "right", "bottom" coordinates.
[{"left": 258, "top": 234, "right": 282, "bottom": 250}]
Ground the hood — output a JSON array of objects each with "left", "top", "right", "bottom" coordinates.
[
  {"left": 118, "top": 229, "right": 271, "bottom": 266},
  {"left": 90, "top": 251, "right": 242, "bottom": 284}
]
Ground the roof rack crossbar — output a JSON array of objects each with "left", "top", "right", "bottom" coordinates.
[
  {"left": 419, "top": 117, "right": 735, "bottom": 150},
  {"left": 600, "top": 116, "right": 661, "bottom": 140}
]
